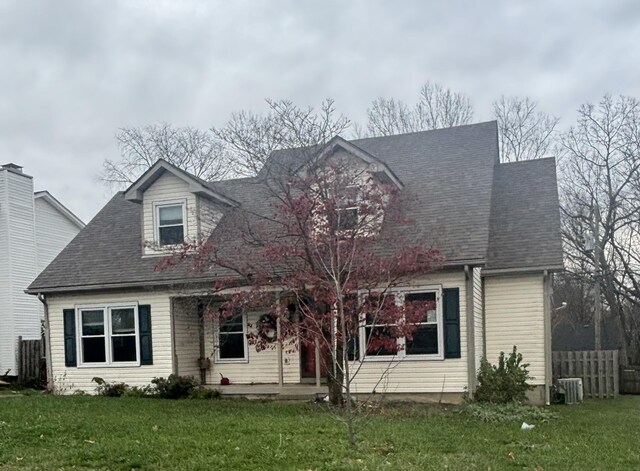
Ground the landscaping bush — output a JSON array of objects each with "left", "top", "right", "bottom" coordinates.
[
  {"left": 151, "top": 374, "right": 198, "bottom": 399},
  {"left": 475, "top": 346, "right": 533, "bottom": 404},
  {"left": 459, "top": 401, "right": 557, "bottom": 423},
  {"left": 190, "top": 387, "right": 221, "bottom": 400},
  {"left": 92, "top": 377, "right": 128, "bottom": 397},
  {"left": 124, "top": 385, "right": 154, "bottom": 398}
]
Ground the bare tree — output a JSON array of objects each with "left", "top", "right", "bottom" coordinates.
[
  {"left": 99, "top": 124, "right": 231, "bottom": 190},
  {"left": 213, "top": 98, "right": 351, "bottom": 177},
  {"left": 494, "top": 96, "right": 560, "bottom": 162},
  {"left": 365, "top": 81, "right": 474, "bottom": 137},
  {"left": 416, "top": 81, "right": 474, "bottom": 130},
  {"left": 560, "top": 94, "right": 640, "bottom": 364},
  {"left": 366, "top": 98, "right": 418, "bottom": 137}
]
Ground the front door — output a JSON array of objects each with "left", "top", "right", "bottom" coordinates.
[{"left": 300, "top": 339, "right": 328, "bottom": 381}]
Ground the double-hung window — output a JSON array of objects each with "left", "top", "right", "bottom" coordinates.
[
  {"left": 404, "top": 292, "right": 439, "bottom": 356},
  {"left": 359, "top": 287, "right": 443, "bottom": 360},
  {"left": 335, "top": 185, "right": 359, "bottom": 232},
  {"left": 362, "top": 294, "right": 399, "bottom": 357},
  {"left": 155, "top": 201, "right": 186, "bottom": 246},
  {"left": 78, "top": 304, "right": 139, "bottom": 366},
  {"left": 216, "top": 312, "right": 248, "bottom": 362}
]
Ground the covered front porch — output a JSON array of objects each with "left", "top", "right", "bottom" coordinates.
[
  {"left": 213, "top": 383, "right": 328, "bottom": 400},
  {"left": 170, "top": 295, "right": 328, "bottom": 391}
]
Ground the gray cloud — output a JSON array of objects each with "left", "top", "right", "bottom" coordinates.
[{"left": 1, "top": 0, "right": 639, "bottom": 222}]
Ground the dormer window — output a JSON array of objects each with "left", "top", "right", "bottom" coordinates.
[
  {"left": 336, "top": 207, "right": 358, "bottom": 231},
  {"left": 155, "top": 201, "right": 186, "bottom": 246},
  {"left": 334, "top": 185, "right": 359, "bottom": 232}
]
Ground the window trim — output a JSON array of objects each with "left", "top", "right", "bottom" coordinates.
[
  {"left": 153, "top": 199, "right": 188, "bottom": 247},
  {"left": 335, "top": 184, "right": 360, "bottom": 233},
  {"left": 214, "top": 311, "right": 249, "bottom": 364},
  {"left": 75, "top": 303, "right": 140, "bottom": 368},
  {"left": 358, "top": 285, "right": 444, "bottom": 362}
]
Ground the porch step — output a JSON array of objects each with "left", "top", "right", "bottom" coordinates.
[{"left": 208, "top": 384, "right": 328, "bottom": 400}]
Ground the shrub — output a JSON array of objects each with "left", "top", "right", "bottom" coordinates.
[
  {"left": 190, "top": 387, "right": 221, "bottom": 400},
  {"left": 459, "top": 402, "right": 557, "bottom": 423},
  {"left": 151, "top": 375, "right": 198, "bottom": 399},
  {"left": 92, "top": 377, "right": 128, "bottom": 397},
  {"left": 124, "top": 385, "right": 154, "bottom": 398},
  {"left": 475, "top": 346, "right": 533, "bottom": 404}
]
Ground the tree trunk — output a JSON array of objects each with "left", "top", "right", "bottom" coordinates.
[{"left": 328, "top": 343, "right": 344, "bottom": 405}]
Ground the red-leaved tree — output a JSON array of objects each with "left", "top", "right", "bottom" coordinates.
[{"left": 159, "top": 101, "right": 444, "bottom": 444}]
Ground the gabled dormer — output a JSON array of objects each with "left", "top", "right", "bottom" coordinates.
[
  {"left": 124, "top": 159, "right": 239, "bottom": 256},
  {"left": 303, "top": 137, "right": 404, "bottom": 238},
  {"left": 309, "top": 136, "right": 404, "bottom": 191}
]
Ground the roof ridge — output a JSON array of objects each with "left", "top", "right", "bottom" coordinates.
[
  {"left": 351, "top": 120, "right": 498, "bottom": 144},
  {"left": 498, "top": 156, "right": 556, "bottom": 166}
]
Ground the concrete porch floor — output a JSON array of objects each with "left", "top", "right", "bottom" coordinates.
[{"left": 208, "top": 383, "right": 329, "bottom": 400}]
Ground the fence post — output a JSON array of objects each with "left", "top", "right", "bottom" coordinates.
[
  {"left": 613, "top": 350, "right": 619, "bottom": 397},
  {"left": 17, "top": 336, "right": 23, "bottom": 383}
]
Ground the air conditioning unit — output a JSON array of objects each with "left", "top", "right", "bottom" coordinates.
[{"left": 557, "top": 378, "right": 584, "bottom": 405}]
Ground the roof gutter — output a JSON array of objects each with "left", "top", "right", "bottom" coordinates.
[{"left": 482, "top": 265, "right": 564, "bottom": 277}]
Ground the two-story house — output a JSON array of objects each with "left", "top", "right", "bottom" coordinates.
[
  {"left": 27, "top": 122, "right": 563, "bottom": 403},
  {"left": 0, "top": 163, "right": 84, "bottom": 377}
]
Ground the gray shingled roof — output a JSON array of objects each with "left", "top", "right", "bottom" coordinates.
[
  {"left": 28, "top": 121, "right": 563, "bottom": 293},
  {"left": 486, "top": 158, "right": 564, "bottom": 271}
]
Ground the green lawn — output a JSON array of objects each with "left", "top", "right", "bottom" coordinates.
[{"left": 0, "top": 395, "right": 638, "bottom": 470}]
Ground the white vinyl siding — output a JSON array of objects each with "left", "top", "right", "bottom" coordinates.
[
  {"left": 197, "top": 196, "right": 223, "bottom": 243},
  {"left": 473, "top": 266, "right": 484, "bottom": 373},
  {"left": 47, "top": 290, "right": 173, "bottom": 393},
  {"left": 0, "top": 169, "right": 39, "bottom": 375},
  {"left": 142, "top": 172, "right": 198, "bottom": 255},
  {"left": 172, "top": 298, "right": 202, "bottom": 379},
  {"left": 202, "top": 311, "right": 301, "bottom": 385},
  {"left": 484, "top": 274, "right": 546, "bottom": 385},
  {"left": 349, "top": 271, "right": 469, "bottom": 394},
  {"left": 34, "top": 197, "right": 80, "bottom": 274}
]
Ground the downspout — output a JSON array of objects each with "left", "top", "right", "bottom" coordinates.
[
  {"left": 543, "top": 270, "right": 552, "bottom": 406},
  {"left": 197, "top": 300, "right": 206, "bottom": 385},
  {"left": 464, "top": 266, "right": 476, "bottom": 398},
  {"left": 36, "top": 293, "right": 53, "bottom": 391}
]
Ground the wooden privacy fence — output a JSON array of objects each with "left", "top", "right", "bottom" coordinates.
[
  {"left": 552, "top": 350, "right": 619, "bottom": 398},
  {"left": 620, "top": 366, "right": 640, "bottom": 394},
  {"left": 17, "top": 336, "right": 44, "bottom": 386}
]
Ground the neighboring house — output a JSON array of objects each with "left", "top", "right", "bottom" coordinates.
[
  {"left": 0, "top": 163, "right": 84, "bottom": 376},
  {"left": 27, "top": 122, "right": 563, "bottom": 403}
]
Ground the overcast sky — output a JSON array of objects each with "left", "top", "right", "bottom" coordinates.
[{"left": 1, "top": 0, "right": 639, "bottom": 222}]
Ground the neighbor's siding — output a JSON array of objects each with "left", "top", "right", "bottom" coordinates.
[
  {"left": 34, "top": 197, "right": 81, "bottom": 274},
  {"left": 0, "top": 169, "right": 39, "bottom": 375},
  {"left": 34, "top": 196, "right": 82, "bottom": 327},
  {"left": 47, "top": 290, "right": 173, "bottom": 393},
  {"left": 0, "top": 170, "right": 12, "bottom": 374},
  {"left": 142, "top": 172, "right": 198, "bottom": 255},
  {"left": 484, "top": 274, "right": 546, "bottom": 385},
  {"left": 473, "top": 266, "right": 484, "bottom": 373},
  {"left": 203, "top": 311, "right": 301, "bottom": 385},
  {"left": 350, "top": 270, "right": 469, "bottom": 394}
]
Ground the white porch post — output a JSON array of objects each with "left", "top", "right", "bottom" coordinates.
[
  {"left": 277, "top": 316, "right": 284, "bottom": 387},
  {"left": 276, "top": 294, "right": 284, "bottom": 387},
  {"left": 315, "top": 338, "right": 321, "bottom": 387}
]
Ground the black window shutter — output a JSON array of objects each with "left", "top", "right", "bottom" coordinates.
[
  {"left": 63, "top": 309, "right": 77, "bottom": 367},
  {"left": 443, "top": 288, "right": 461, "bottom": 359},
  {"left": 138, "top": 305, "right": 153, "bottom": 365}
]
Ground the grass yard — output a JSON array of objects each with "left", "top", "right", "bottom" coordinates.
[{"left": 0, "top": 395, "right": 639, "bottom": 470}]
